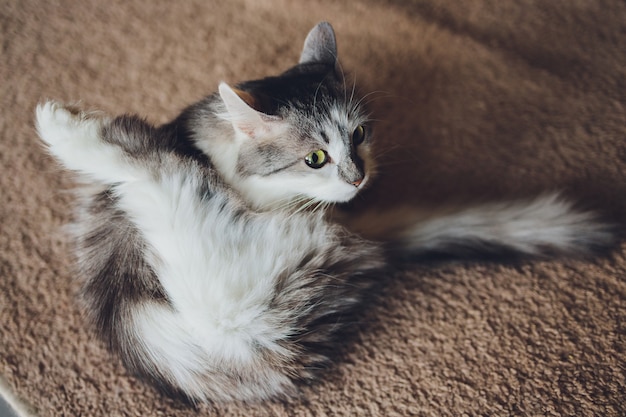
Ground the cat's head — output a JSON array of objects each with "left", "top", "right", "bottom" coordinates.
[{"left": 207, "top": 22, "right": 375, "bottom": 210}]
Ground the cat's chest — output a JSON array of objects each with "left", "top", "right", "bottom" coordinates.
[
  {"left": 101, "top": 172, "right": 334, "bottom": 330},
  {"left": 109, "top": 172, "right": 332, "bottom": 278}
]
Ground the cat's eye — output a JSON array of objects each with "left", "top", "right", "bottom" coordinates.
[
  {"left": 352, "top": 125, "right": 366, "bottom": 146},
  {"left": 304, "top": 149, "right": 328, "bottom": 169}
]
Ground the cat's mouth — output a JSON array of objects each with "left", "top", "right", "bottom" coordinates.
[{"left": 327, "top": 175, "right": 369, "bottom": 203}]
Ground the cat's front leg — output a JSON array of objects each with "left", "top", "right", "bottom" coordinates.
[{"left": 36, "top": 101, "right": 143, "bottom": 184}]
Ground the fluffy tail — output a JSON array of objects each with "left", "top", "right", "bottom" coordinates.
[{"left": 343, "top": 194, "right": 615, "bottom": 258}]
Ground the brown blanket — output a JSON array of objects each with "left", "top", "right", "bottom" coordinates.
[{"left": 1, "top": 0, "right": 625, "bottom": 415}]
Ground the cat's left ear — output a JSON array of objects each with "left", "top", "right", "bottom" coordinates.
[
  {"left": 299, "top": 22, "right": 338, "bottom": 66},
  {"left": 218, "top": 82, "right": 280, "bottom": 139}
]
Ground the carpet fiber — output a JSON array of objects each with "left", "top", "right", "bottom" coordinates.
[{"left": 1, "top": 0, "right": 625, "bottom": 415}]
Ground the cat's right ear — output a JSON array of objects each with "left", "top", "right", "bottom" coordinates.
[
  {"left": 218, "top": 82, "right": 279, "bottom": 139},
  {"left": 299, "top": 22, "right": 338, "bottom": 66}
]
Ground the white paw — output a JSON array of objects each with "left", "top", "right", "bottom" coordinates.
[
  {"left": 36, "top": 101, "right": 103, "bottom": 147},
  {"left": 36, "top": 101, "right": 141, "bottom": 183},
  {"left": 35, "top": 101, "right": 113, "bottom": 170}
]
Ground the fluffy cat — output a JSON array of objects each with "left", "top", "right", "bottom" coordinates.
[{"left": 35, "top": 22, "right": 612, "bottom": 403}]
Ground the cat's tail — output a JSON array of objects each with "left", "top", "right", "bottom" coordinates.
[{"left": 345, "top": 193, "right": 615, "bottom": 259}]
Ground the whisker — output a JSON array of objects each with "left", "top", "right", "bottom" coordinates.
[
  {"left": 291, "top": 197, "right": 318, "bottom": 217},
  {"left": 311, "top": 200, "right": 331, "bottom": 215},
  {"left": 334, "top": 58, "right": 348, "bottom": 105},
  {"left": 353, "top": 90, "right": 393, "bottom": 110},
  {"left": 350, "top": 76, "right": 357, "bottom": 108},
  {"left": 273, "top": 195, "right": 310, "bottom": 213}
]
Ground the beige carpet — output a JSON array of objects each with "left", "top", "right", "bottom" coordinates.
[{"left": 2, "top": 0, "right": 625, "bottom": 415}]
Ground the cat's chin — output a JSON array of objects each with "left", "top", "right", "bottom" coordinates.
[
  {"left": 326, "top": 189, "right": 360, "bottom": 204},
  {"left": 305, "top": 179, "right": 367, "bottom": 205},
  {"left": 237, "top": 174, "right": 367, "bottom": 210}
]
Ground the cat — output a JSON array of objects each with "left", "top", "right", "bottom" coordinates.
[{"left": 35, "top": 22, "right": 613, "bottom": 404}]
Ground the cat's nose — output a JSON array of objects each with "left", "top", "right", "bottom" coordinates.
[{"left": 351, "top": 177, "right": 363, "bottom": 187}]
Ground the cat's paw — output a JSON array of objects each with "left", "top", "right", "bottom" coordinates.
[
  {"left": 36, "top": 101, "right": 112, "bottom": 168},
  {"left": 36, "top": 101, "right": 144, "bottom": 183},
  {"left": 36, "top": 101, "right": 105, "bottom": 147}
]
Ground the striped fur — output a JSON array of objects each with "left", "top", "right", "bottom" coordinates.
[{"left": 35, "top": 22, "right": 613, "bottom": 403}]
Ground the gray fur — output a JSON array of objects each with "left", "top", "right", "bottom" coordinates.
[
  {"left": 299, "top": 21, "right": 338, "bottom": 66},
  {"left": 35, "top": 21, "right": 615, "bottom": 405}
]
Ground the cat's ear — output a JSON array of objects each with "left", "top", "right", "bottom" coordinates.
[
  {"left": 299, "top": 22, "right": 338, "bottom": 66},
  {"left": 218, "top": 82, "right": 277, "bottom": 139}
]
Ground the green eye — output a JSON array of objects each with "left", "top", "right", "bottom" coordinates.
[
  {"left": 352, "top": 125, "right": 366, "bottom": 145},
  {"left": 304, "top": 149, "right": 328, "bottom": 169}
]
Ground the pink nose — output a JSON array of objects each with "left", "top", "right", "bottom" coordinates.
[{"left": 352, "top": 178, "right": 363, "bottom": 187}]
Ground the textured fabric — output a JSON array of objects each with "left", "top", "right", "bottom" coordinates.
[{"left": 1, "top": 0, "right": 625, "bottom": 415}]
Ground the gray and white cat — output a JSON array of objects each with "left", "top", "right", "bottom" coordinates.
[{"left": 35, "top": 22, "right": 612, "bottom": 403}]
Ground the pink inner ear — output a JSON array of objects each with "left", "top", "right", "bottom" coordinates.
[
  {"left": 238, "top": 124, "right": 257, "bottom": 138},
  {"left": 219, "top": 83, "right": 265, "bottom": 138},
  {"left": 219, "top": 83, "right": 284, "bottom": 140}
]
